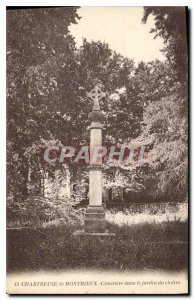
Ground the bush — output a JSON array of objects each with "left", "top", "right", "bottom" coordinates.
[{"left": 7, "top": 196, "right": 84, "bottom": 228}]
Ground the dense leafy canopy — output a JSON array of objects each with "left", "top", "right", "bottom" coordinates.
[
  {"left": 7, "top": 7, "right": 188, "bottom": 210},
  {"left": 142, "top": 6, "right": 188, "bottom": 83}
]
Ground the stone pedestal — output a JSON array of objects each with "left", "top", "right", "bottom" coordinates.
[
  {"left": 89, "top": 168, "right": 102, "bottom": 206},
  {"left": 85, "top": 141, "right": 106, "bottom": 233},
  {"left": 85, "top": 205, "right": 105, "bottom": 233}
]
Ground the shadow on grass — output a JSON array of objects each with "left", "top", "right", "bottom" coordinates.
[{"left": 7, "top": 221, "right": 188, "bottom": 273}]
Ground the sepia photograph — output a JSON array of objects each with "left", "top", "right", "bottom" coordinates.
[{"left": 6, "top": 6, "right": 188, "bottom": 294}]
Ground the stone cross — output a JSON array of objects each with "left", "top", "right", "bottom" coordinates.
[
  {"left": 87, "top": 85, "right": 106, "bottom": 111},
  {"left": 73, "top": 84, "right": 114, "bottom": 236},
  {"left": 84, "top": 85, "right": 106, "bottom": 233}
]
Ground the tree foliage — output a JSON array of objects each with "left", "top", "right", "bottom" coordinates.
[
  {"left": 142, "top": 6, "right": 188, "bottom": 84},
  {"left": 138, "top": 7, "right": 188, "bottom": 199},
  {"left": 7, "top": 7, "right": 188, "bottom": 220},
  {"left": 7, "top": 7, "right": 80, "bottom": 199}
]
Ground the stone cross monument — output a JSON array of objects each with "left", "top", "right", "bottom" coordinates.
[{"left": 85, "top": 84, "right": 106, "bottom": 233}]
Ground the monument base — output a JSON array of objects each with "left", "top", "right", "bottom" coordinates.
[
  {"left": 72, "top": 206, "right": 115, "bottom": 236},
  {"left": 85, "top": 205, "right": 106, "bottom": 233}
]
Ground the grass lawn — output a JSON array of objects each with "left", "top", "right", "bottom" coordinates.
[{"left": 7, "top": 221, "right": 188, "bottom": 273}]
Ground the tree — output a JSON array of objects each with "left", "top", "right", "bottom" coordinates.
[
  {"left": 7, "top": 9, "right": 137, "bottom": 201},
  {"left": 131, "top": 60, "right": 187, "bottom": 200},
  {"left": 142, "top": 7, "right": 188, "bottom": 84},
  {"left": 140, "top": 7, "right": 188, "bottom": 200},
  {"left": 7, "top": 7, "right": 80, "bottom": 199}
]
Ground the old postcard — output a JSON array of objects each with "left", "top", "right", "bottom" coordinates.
[{"left": 6, "top": 6, "right": 188, "bottom": 294}]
